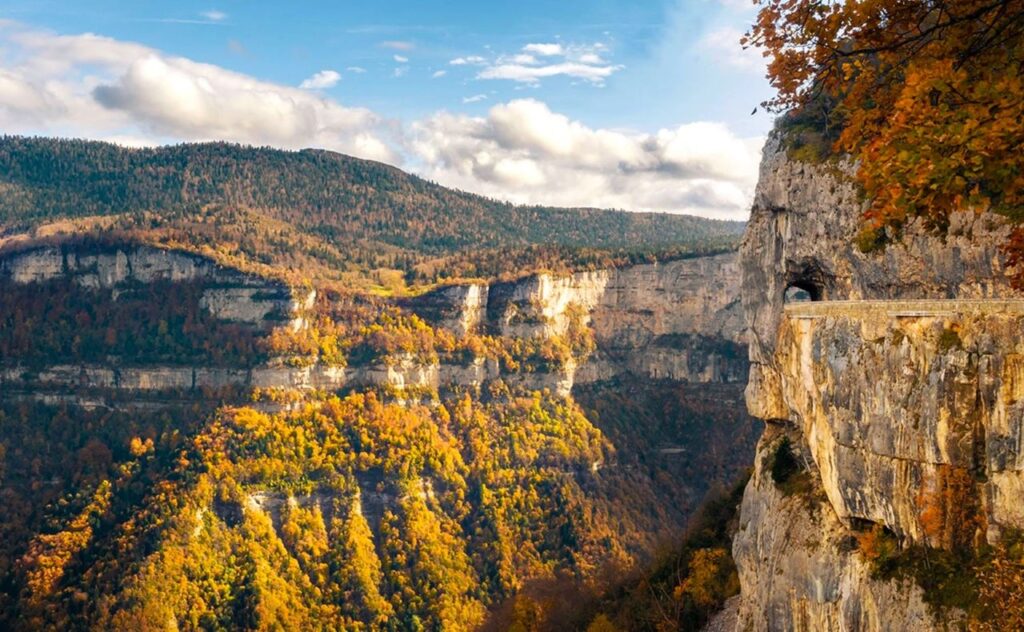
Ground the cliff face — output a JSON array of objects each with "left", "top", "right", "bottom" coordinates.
[
  {"left": 0, "top": 243, "right": 312, "bottom": 326},
  {"left": 0, "top": 243, "right": 745, "bottom": 403},
  {"left": 736, "top": 134, "right": 1023, "bottom": 630},
  {"left": 734, "top": 425, "right": 938, "bottom": 632},
  {"left": 742, "top": 134, "right": 1014, "bottom": 420},
  {"left": 408, "top": 253, "right": 746, "bottom": 389}
]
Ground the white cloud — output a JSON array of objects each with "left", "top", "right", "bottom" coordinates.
[
  {"left": 393, "top": 54, "right": 408, "bottom": 63},
  {"left": 299, "top": 69, "right": 341, "bottom": 89},
  {"left": 0, "top": 22, "right": 760, "bottom": 219},
  {"left": 453, "top": 42, "right": 622, "bottom": 85},
  {"left": 479, "top": 61, "right": 620, "bottom": 84},
  {"left": 522, "top": 43, "right": 564, "bottom": 57},
  {"left": 699, "top": 27, "right": 766, "bottom": 73},
  {"left": 431, "top": 70, "right": 447, "bottom": 78},
  {"left": 462, "top": 94, "right": 488, "bottom": 103},
  {"left": 393, "top": 66, "right": 408, "bottom": 77},
  {"left": 0, "top": 22, "right": 396, "bottom": 162},
  {"left": 201, "top": 9, "right": 227, "bottom": 21},
  {"left": 506, "top": 53, "right": 538, "bottom": 65},
  {"left": 449, "top": 55, "right": 487, "bottom": 66},
  {"left": 380, "top": 40, "right": 414, "bottom": 51},
  {"left": 410, "top": 99, "right": 761, "bottom": 219},
  {"left": 346, "top": 66, "right": 367, "bottom": 74}
]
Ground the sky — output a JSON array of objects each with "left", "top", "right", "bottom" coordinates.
[{"left": 0, "top": 0, "right": 775, "bottom": 220}]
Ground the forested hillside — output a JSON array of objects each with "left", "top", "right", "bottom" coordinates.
[
  {"left": 0, "top": 137, "right": 744, "bottom": 289},
  {"left": 0, "top": 383, "right": 755, "bottom": 631},
  {"left": 0, "top": 135, "right": 757, "bottom": 630}
]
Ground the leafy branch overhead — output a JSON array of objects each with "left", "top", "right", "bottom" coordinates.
[{"left": 746, "top": 0, "right": 1024, "bottom": 281}]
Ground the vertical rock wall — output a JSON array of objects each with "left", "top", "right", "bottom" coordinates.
[{"left": 735, "top": 131, "right": 1023, "bottom": 630}]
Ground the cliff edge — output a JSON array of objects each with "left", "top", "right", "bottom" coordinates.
[{"left": 734, "top": 132, "right": 1023, "bottom": 630}]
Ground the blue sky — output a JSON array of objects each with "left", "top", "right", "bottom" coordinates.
[{"left": 0, "top": 0, "right": 774, "bottom": 219}]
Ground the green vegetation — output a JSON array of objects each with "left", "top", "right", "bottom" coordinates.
[
  {"left": 0, "top": 136, "right": 744, "bottom": 288},
  {"left": 0, "top": 135, "right": 756, "bottom": 630},
  {"left": 0, "top": 278, "right": 266, "bottom": 367},
  {"left": 854, "top": 466, "right": 1023, "bottom": 628},
  {"left": 767, "top": 436, "right": 814, "bottom": 499},
  {"left": 769, "top": 437, "right": 799, "bottom": 485}
]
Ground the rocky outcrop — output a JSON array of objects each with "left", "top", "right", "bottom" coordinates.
[
  {"left": 409, "top": 253, "right": 747, "bottom": 388},
  {"left": 0, "top": 243, "right": 744, "bottom": 403},
  {"left": 0, "top": 357, "right": 580, "bottom": 399},
  {"left": 776, "top": 300, "right": 1024, "bottom": 544},
  {"left": 402, "top": 282, "right": 488, "bottom": 336},
  {"left": 742, "top": 134, "right": 1015, "bottom": 420},
  {"left": 0, "top": 243, "right": 312, "bottom": 326},
  {"left": 735, "top": 132, "right": 1024, "bottom": 630},
  {"left": 733, "top": 426, "right": 938, "bottom": 632}
]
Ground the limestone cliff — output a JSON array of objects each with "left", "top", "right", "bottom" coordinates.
[
  {"left": 735, "top": 131, "right": 1023, "bottom": 630},
  {"left": 0, "top": 243, "right": 312, "bottom": 325},
  {"left": 0, "top": 242, "right": 745, "bottom": 403},
  {"left": 407, "top": 253, "right": 746, "bottom": 389}
]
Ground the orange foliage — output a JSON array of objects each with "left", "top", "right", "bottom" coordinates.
[
  {"left": 915, "top": 465, "right": 982, "bottom": 551},
  {"left": 748, "top": 0, "right": 1024, "bottom": 281}
]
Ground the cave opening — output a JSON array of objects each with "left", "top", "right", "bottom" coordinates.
[
  {"left": 783, "top": 282, "right": 820, "bottom": 303},
  {"left": 782, "top": 263, "right": 829, "bottom": 303}
]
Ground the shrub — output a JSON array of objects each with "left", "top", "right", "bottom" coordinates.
[
  {"left": 936, "top": 328, "right": 963, "bottom": 353},
  {"left": 855, "top": 226, "right": 887, "bottom": 254}
]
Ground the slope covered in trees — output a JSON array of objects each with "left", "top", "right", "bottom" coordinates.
[
  {"left": 0, "top": 134, "right": 756, "bottom": 629},
  {"left": 0, "top": 136, "right": 744, "bottom": 288},
  {"left": 0, "top": 380, "right": 755, "bottom": 631}
]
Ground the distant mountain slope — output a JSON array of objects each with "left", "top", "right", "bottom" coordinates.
[{"left": 0, "top": 136, "right": 744, "bottom": 288}]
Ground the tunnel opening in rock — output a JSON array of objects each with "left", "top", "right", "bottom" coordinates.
[
  {"left": 783, "top": 261, "right": 831, "bottom": 303},
  {"left": 784, "top": 284, "right": 815, "bottom": 303}
]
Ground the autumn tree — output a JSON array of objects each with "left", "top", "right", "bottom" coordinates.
[
  {"left": 747, "top": 0, "right": 1024, "bottom": 278},
  {"left": 915, "top": 465, "right": 982, "bottom": 552}
]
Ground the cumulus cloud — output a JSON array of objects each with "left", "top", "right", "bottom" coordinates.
[
  {"left": 522, "top": 43, "right": 564, "bottom": 56},
  {"left": 346, "top": 66, "right": 367, "bottom": 73},
  {"left": 449, "top": 55, "right": 487, "bottom": 66},
  {"left": 410, "top": 99, "right": 761, "bottom": 219},
  {"left": 479, "top": 61, "right": 619, "bottom": 84},
  {"left": 431, "top": 70, "right": 447, "bottom": 78},
  {"left": 0, "top": 23, "right": 396, "bottom": 162},
  {"left": 299, "top": 69, "right": 341, "bottom": 89},
  {"left": 462, "top": 94, "right": 488, "bottom": 104},
  {"left": 201, "top": 10, "right": 227, "bottom": 22}
]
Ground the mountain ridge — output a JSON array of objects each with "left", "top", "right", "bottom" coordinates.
[{"left": 0, "top": 135, "right": 744, "bottom": 290}]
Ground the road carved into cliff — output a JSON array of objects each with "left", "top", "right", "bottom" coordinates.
[{"left": 785, "top": 299, "right": 1024, "bottom": 319}]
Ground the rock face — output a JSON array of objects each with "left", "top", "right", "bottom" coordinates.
[
  {"left": 0, "top": 243, "right": 311, "bottom": 325},
  {"left": 734, "top": 425, "right": 938, "bottom": 632},
  {"left": 736, "top": 132, "right": 1024, "bottom": 630},
  {"left": 742, "top": 134, "right": 1014, "bottom": 420},
  {"left": 409, "top": 253, "right": 747, "bottom": 388},
  {"left": 1, "top": 243, "right": 745, "bottom": 403}
]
